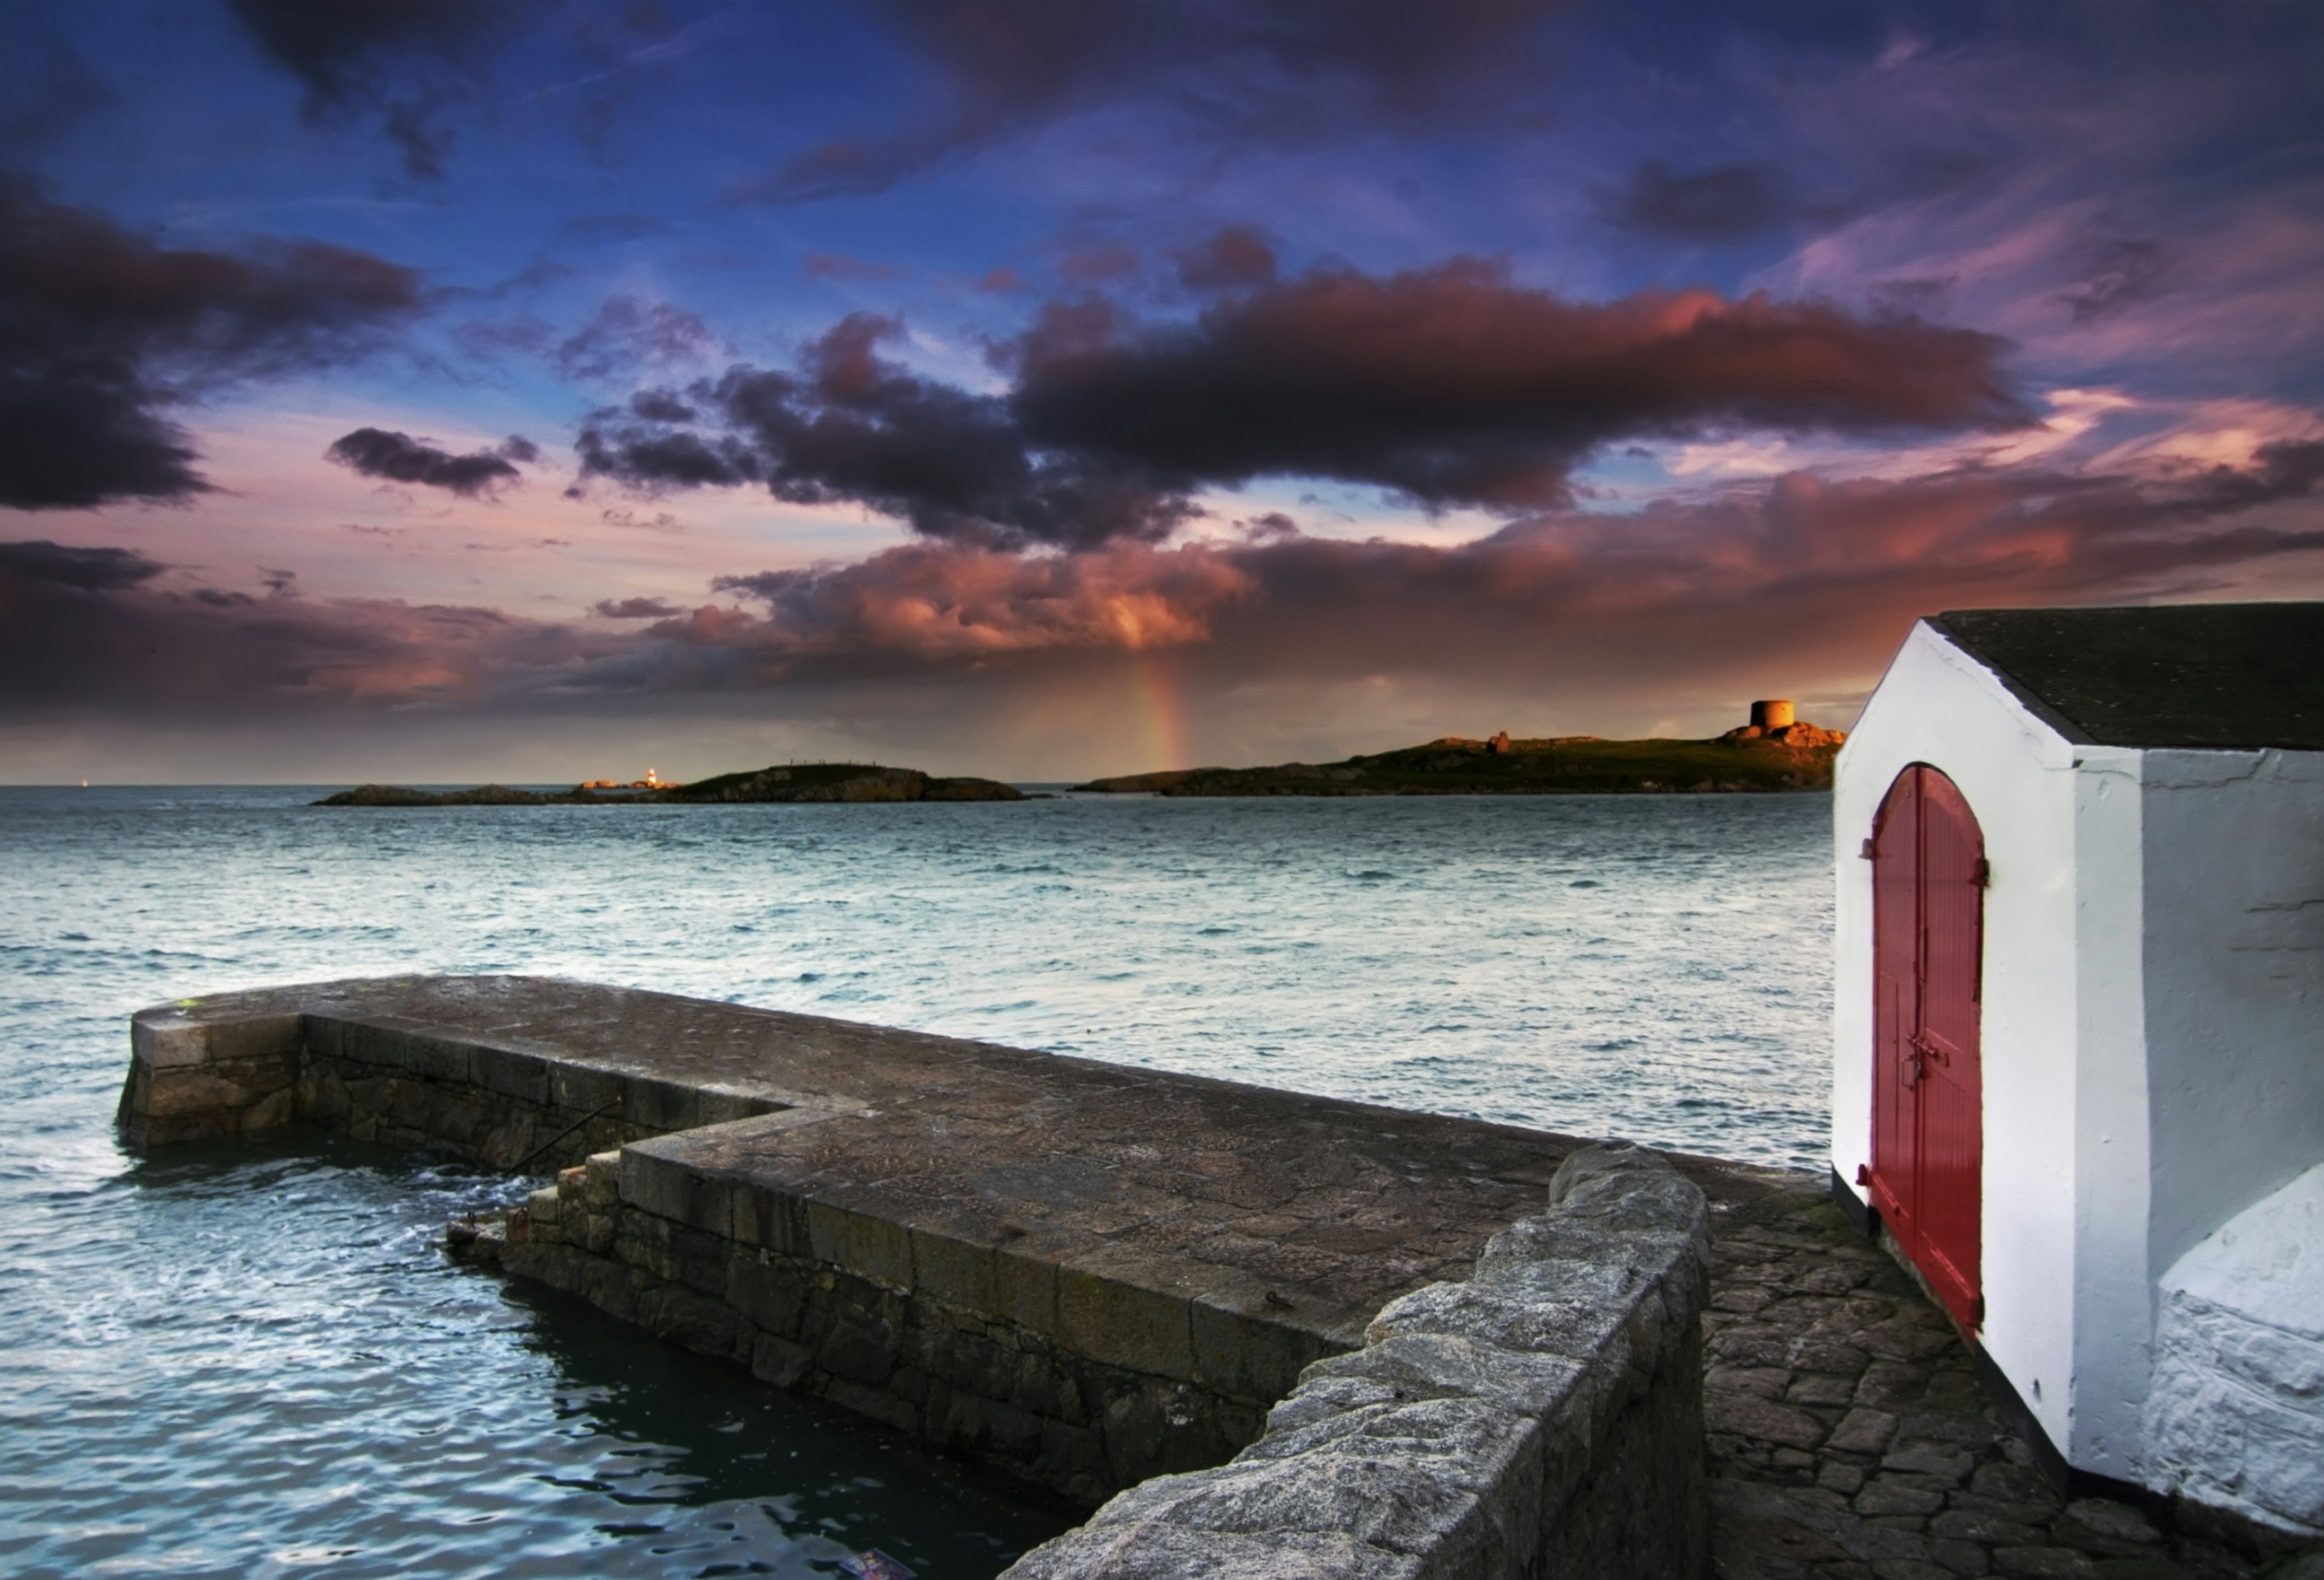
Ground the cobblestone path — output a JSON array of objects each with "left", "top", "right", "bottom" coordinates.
[{"left": 1699, "top": 1177, "right": 2322, "bottom": 1580}]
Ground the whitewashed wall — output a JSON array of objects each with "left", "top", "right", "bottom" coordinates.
[
  {"left": 2069, "top": 743, "right": 2151, "bottom": 1480},
  {"left": 2139, "top": 747, "right": 2324, "bottom": 1277},
  {"left": 2135, "top": 748, "right": 2324, "bottom": 1524},
  {"left": 1832, "top": 621, "right": 2139, "bottom": 1475}
]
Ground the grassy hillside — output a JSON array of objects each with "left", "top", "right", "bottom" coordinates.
[{"left": 1075, "top": 726, "right": 1843, "bottom": 796}]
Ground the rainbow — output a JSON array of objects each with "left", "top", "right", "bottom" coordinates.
[{"left": 1129, "top": 651, "right": 1190, "bottom": 771}]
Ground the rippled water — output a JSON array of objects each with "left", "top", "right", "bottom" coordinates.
[{"left": 0, "top": 785, "right": 1832, "bottom": 1578}]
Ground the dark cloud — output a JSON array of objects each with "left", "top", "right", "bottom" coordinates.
[
  {"left": 626, "top": 391, "right": 695, "bottom": 424},
  {"left": 0, "top": 534, "right": 830, "bottom": 721},
  {"left": 228, "top": 0, "right": 537, "bottom": 180},
  {"left": 1173, "top": 227, "right": 1278, "bottom": 292},
  {"left": 577, "top": 265, "right": 2024, "bottom": 542},
  {"left": 0, "top": 539, "right": 165, "bottom": 591},
  {"left": 325, "top": 429, "right": 537, "bottom": 496},
  {"left": 726, "top": 0, "right": 1561, "bottom": 205},
  {"left": 592, "top": 596, "right": 685, "bottom": 619},
  {"left": 575, "top": 422, "right": 758, "bottom": 493},
  {"left": 1010, "top": 261, "right": 2030, "bottom": 511},
  {"left": 577, "top": 314, "right": 1193, "bottom": 548},
  {"left": 556, "top": 295, "right": 717, "bottom": 382},
  {"left": 0, "top": 580, "right": 577, "bottom": 717},
  {"left": 1598, "top": 160, "right": 1791, "bottom": 242},
  {"left": 0, "top": 175, "right": 423, "bottom": 512},
  {"left": 0, "top": 369, "right": 202, "bottom": 512}
]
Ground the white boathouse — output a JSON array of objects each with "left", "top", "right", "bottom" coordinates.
[{"left": 1831, "top": 604, "right": 2324, "bottom": 1535}]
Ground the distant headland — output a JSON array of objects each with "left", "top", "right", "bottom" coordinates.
[
  {"left": 314, "top": 762, "right": 1028, "bottom": 807},
  {"left": 314, "top": 702, "right": 1843, "bottom": 806},
  {"left": 1075, "top": 700, "right": 1844, "bottom": 796}
]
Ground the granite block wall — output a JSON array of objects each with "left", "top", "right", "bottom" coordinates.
[
  {"left": 499, "top": 1147, "right": 1315, "bottom": 1506},
  {"left": 1000, "top": 1143, "right": 1712, "bottom": 1579},
  {"left": 117, "top": 1001, "right": 775, "bottom": 1171},
  {"left": 117, "top": 1007, "right": 306, "bottom": 1147}
]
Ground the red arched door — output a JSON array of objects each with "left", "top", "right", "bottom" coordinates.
[{"left": 1868, "top": 765, "right": 1985, "bottom": 1329}]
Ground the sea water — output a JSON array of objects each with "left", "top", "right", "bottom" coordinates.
[{"left": 0, "top": 785, "right": 1833, "bottom": 1578}]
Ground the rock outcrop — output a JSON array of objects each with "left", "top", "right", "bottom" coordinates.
[
  {"left": 661, "top": 765, "right": 1024, "bottom": 803},
  {"left": 1719, "top": 721, "right": 1845, "bottom": 750},
  {"left": 317, "top": 783, "right": 557, "bottom": 806},
  {"left": 315, "top": 763, "right": 1026, "bottom": 807}
]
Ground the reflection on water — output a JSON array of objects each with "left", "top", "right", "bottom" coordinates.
[{"left": 0, "top": 785, "right": 1832, "bottom": 1576}]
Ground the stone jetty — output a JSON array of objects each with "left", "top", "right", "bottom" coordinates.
[
  {"left": 119, "top": 976, "right": 2309, "bottom": 1578},
  {"left": 119, "top": 975, "right": 1722, "bottom": 1576}
]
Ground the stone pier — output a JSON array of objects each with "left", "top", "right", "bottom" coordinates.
[{"left": 119, "top": 975, "right": 1725, "bottom": 1576}]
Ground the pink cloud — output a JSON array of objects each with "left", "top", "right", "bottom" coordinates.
[
  {"left": 7, "top": 440, "right": 2319, "bottom": 736},
  {"left": 708, "top": 539, "right": 1256, "bottom": 657}
]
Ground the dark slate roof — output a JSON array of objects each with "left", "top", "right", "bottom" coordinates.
[{"left": 1926, "top": 604, "right": 2324, "bottom": 750}]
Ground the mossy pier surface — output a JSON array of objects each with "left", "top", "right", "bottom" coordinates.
[
  {"left": 315, "top": 762, "right": 1028, "bottom": 807},
  {"left": 1074, "top": 725, "right": 1845, "bottom": 797}
]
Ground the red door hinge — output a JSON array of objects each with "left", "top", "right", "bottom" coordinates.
[
  {"left": 1971, "top": 1292, "right": 1986, "bottom": 1326},
  {"left": 1970, "top": 857, "right": 1991, "bottom": 887},
  {"left": 1860, "top": 837, "right": 1877, "bottom": 859}
]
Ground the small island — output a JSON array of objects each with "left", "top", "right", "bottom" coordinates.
[
  {"left": 1075, "top": 702, "right": 1844, "bottom": 797},
  {"left": 314, "top": 762, "right": 1027, "bottom": 807}
]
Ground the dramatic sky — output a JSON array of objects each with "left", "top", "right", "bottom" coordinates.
[{"left": 5, "top": 1, "right": 2323, "bottom": 783}]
